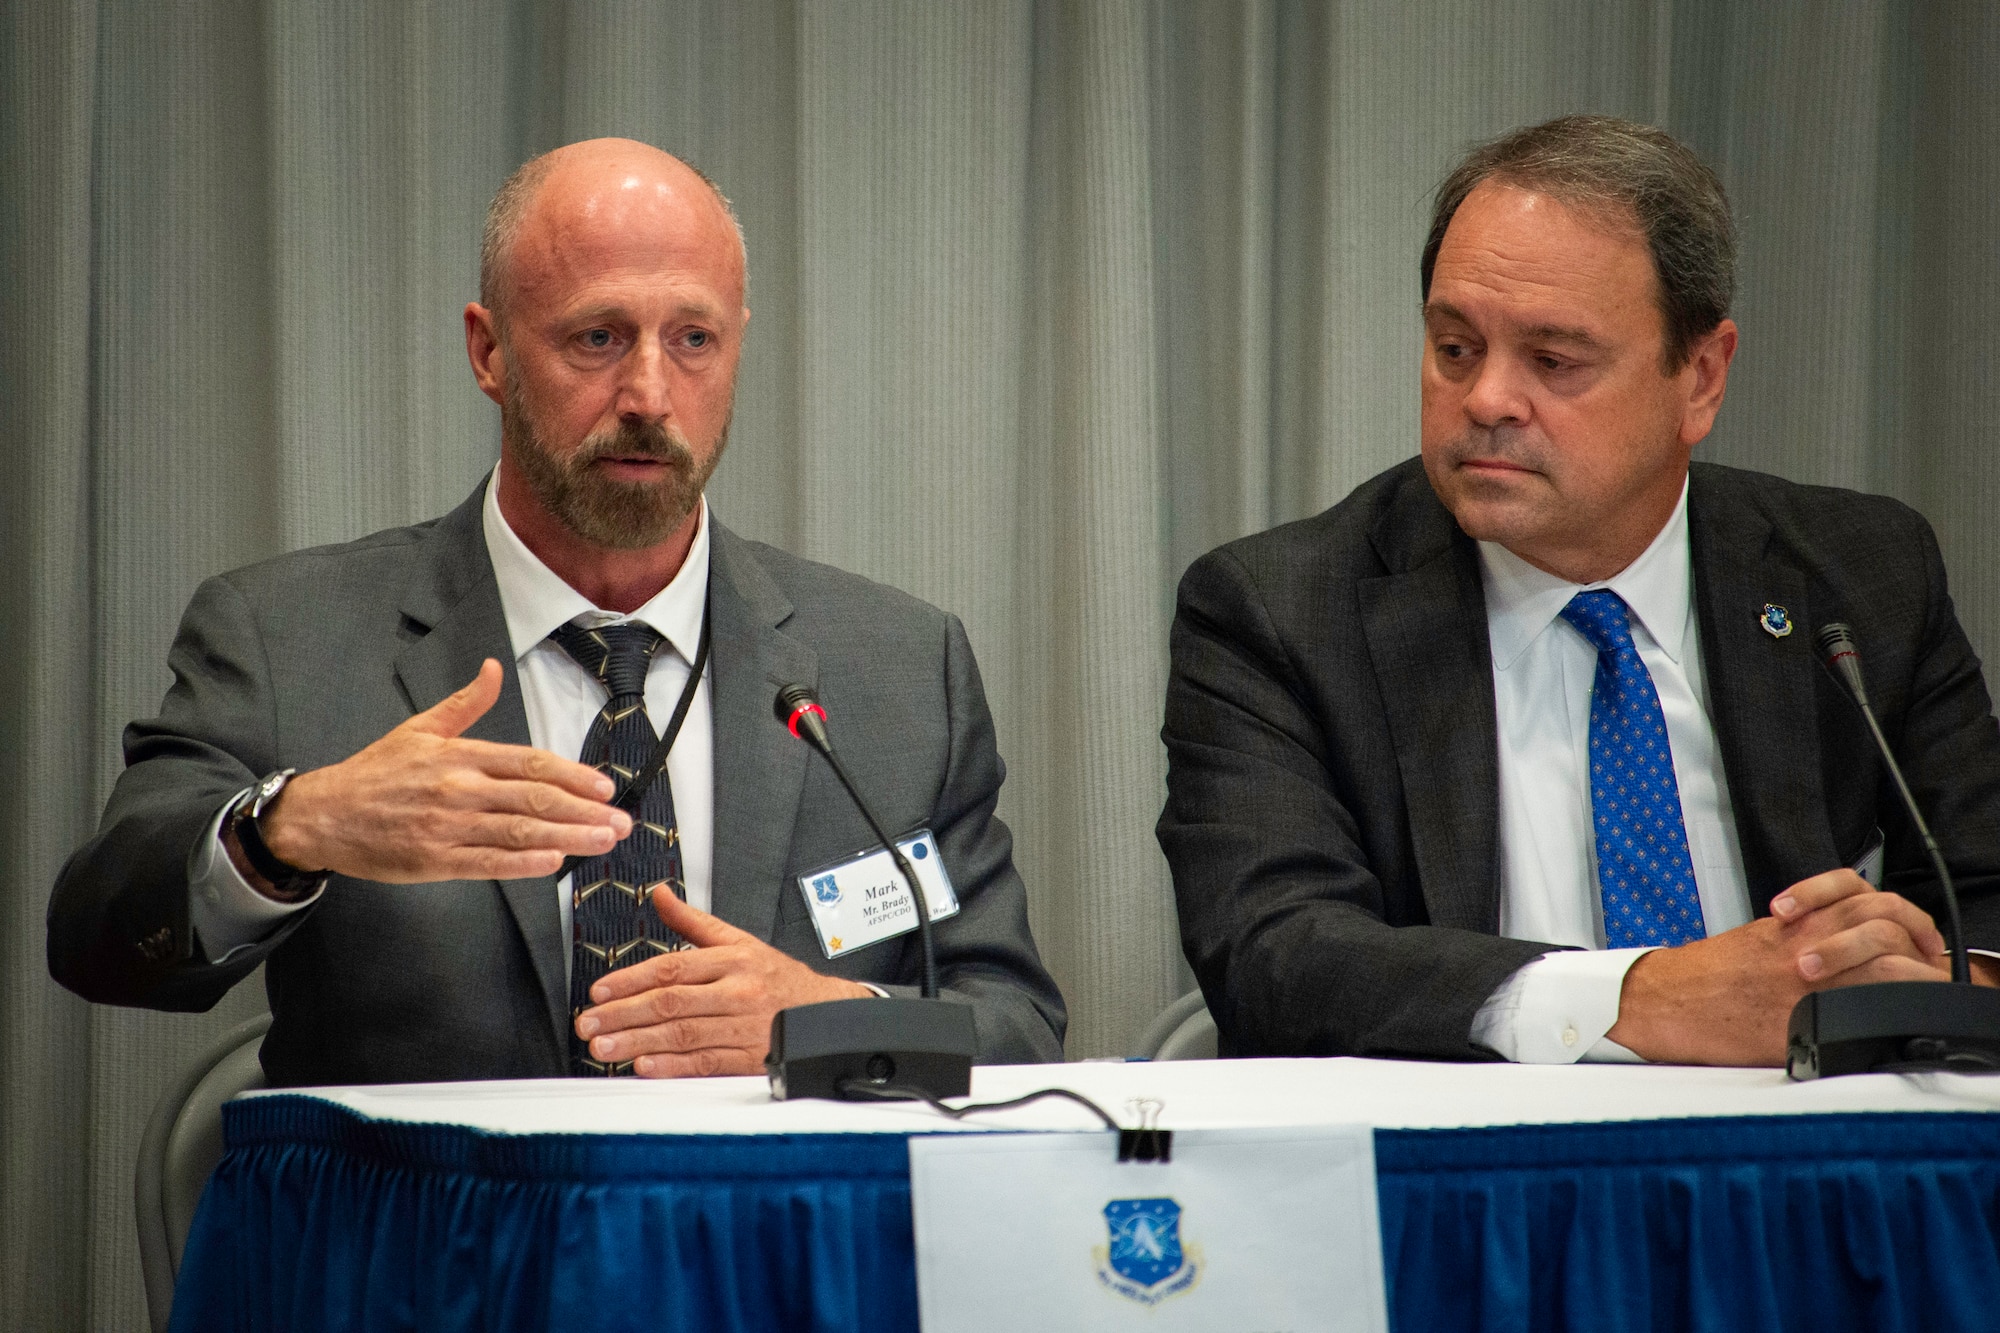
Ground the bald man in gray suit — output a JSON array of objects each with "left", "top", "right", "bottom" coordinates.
[{"left": 48, "top": 140, "right": 1064, "bottom": 1085}]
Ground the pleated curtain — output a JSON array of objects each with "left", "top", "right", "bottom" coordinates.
[{"left": 4, "top": 1, "right": 1997, "bottom": 1326}]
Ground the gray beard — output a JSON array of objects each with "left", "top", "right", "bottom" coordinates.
[{"left": 502, "top": 374, "right": 725, "bottom": 550}]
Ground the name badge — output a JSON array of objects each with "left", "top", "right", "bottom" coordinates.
[{"left": 798, "top": 830, "right": 960, "bottom": 960}]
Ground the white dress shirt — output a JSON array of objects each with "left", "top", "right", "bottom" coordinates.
[
  {"left": 1468, "top": 479, "right": 1755, "bottom": 1063},
  {"left": 189, "top": 464, "right": 716, "bottom": 973}
]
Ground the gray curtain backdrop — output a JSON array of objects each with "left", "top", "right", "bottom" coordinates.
[{"left": 4, "top": 1, "right": 1996, "bottom": 1326}]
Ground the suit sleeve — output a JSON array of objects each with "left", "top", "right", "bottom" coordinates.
[
  {"left": 873, "top": 613, "right": 1068, "bottom": 1063},
  {"left": 1880, "top": 509, "right": 2000, "bottom": 950},
  {"left": 46, "top": 574, "right": 313, "bottom": 1009},
  {"left": 1158, "top": 549, "right": 1549, "bottom": 1060}
]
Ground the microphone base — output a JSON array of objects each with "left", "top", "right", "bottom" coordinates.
[
  {"left": 767, "top": 997, "right": 976, "bottom": 1102},
  {"left": 1786, "top": 981, "right": 2000, "bottom": 1079}
]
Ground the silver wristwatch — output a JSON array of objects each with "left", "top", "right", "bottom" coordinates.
[{"left": 228, "top": 768, "right": 328, "bottom": 901}]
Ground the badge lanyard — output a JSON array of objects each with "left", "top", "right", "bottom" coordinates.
[{"left": 556, "top": 585, "right": 712, "bottom": 880}]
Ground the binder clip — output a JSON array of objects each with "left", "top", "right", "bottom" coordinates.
[{"left": 1116, "top": 1097, "right": 1172, "bottom": 1163}]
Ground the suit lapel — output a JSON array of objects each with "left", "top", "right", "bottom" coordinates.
[
  {"left": 391, "top": 493, "right": 533, "bottom": 744},
  {"left": 1688, "top": 466, "right": 1837, "bottom": 909},
  {"left": 391, "top": 485, "right": 569, "bottom": 1056},
  {"left": 706, "top": 523, "right": 818, "bottom": 939},
  {"left": 1359, "top": 494, "right": 1501, "bottom": 931}
]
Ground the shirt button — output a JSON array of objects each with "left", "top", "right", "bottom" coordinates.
[{"left": 1561, "top": 1025, "right": 1579, "bottom": 1048}]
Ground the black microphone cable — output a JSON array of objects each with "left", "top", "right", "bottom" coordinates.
[
  {"left": 834, "top": 1080, "right": 1122, "bottom": 1131},
  {"left": 835, "top": 1079, "right": 1175, "bottom": 1160}
]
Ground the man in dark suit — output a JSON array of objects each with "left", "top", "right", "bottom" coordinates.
[
  {"left": 48, "top": 139, "right": 1065, "bottom": 1084},
  {"left": 1159, "top": 115, "right": 2000, "bottom": 1067}
]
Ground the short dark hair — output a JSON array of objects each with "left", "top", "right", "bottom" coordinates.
[{"left": 1421, "top": 115, "right": 1735, "bottom": 370}]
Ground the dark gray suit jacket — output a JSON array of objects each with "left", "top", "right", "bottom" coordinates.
[
  {"left": 48, "top": 485, "right": 1066, "bottom": 1084},
  {"left": 1159, "top": 458, "right": 2000, "bottom": 1061}
]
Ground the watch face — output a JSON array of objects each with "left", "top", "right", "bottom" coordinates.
[{"left": 253, "top": 770, "right": 291, "bottom": 815}]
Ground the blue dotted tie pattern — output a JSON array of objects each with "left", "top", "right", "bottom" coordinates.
[{"left": 1559, "top": 590, "right": 1707, "bottom": 948}]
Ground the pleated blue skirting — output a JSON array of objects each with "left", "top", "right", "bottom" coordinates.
[{"left": 170, "top": 1097, "right": 2000, "bottom": 1333}]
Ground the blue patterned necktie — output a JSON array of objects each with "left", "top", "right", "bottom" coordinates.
[
  {"left": 1559, "top": 590, "right": 1707, "bottom": 948},
  {"left": 547, "top": 621, "right": 689, "bottom": 1075}
]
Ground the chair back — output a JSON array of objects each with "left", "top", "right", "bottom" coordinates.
[
  {"left": 136, "top": 1012, "right": 270, "bottom": 1333},
  {"left": 1155, "top": 1004, "right": 1219, "bottom": 1060},
  {"left": 1131, "top": 988, "right": 1218, "bottom": 1061}
]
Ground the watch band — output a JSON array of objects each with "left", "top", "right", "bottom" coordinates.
[{"left": 230, "top": 770, "right": 328, "bottom": 901}]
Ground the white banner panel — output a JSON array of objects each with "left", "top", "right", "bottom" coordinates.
[{"left": 908, "top": 1126, "right": 1387, "bottom": 1333}]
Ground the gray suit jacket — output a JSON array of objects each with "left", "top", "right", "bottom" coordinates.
[
  {"left": 1159, "top": 458, "right": 2000, "bottom": 1061},
  {"left": 48, "top": 484, "right": 1066, "bottom": 1084}
]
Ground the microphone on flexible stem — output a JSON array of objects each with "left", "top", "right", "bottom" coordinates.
[
  {"left": 1817, "top": 624, "right": 1969, "bottom": 984},
  {"left": 1785, "top": 623, "right": 2000, "bottom": 1078},
  {"left": 778, "top": 683, "right": 940, "bottom": 998},
  {"left": 763, "top": 683, "right": 976, "bottom": 1101}
]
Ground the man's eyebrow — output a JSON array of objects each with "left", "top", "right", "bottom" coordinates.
[
  {"left": 1518, "top": 322, "right": 1607, "bottom": 349},
  {"left": 566, "top": 299, "right": 725, "bottom": 324},
  {"left": 1421, "top": 300, "right": 1607, "bottom": 349}
]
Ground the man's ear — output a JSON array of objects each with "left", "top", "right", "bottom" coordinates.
[
  {"left": 465, "top": 302, "right": 507, "bottom": 407},
  {"left": 1678, "top": 318, "right": 1738, "bottom": 447}
]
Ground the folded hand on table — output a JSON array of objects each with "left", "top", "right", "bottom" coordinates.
[
  {"left": 575, "top": 889, "right": 874, "bottom": 1077},
  {"left": 1606, "top": 867, "right": 1998, "bottom": 1066}
]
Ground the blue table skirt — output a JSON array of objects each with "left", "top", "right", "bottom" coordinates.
[{"left": 173, "top": 1097, "right": 2000, "bottom": 1333}]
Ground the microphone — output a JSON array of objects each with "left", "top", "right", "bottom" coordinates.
[
  {"left": 1815, "top": 622, "right": 1870, "bottom": 708},
  {"left": 775, "top": 683, "right": 938, "bottom": 997},
  {"left": 763, "top": 683, "right": 976, "bottom": 1101},
  {"left": 777, "top": 683, "right": 831, "bottom": 751},
  {"left": 1813, "top": 624, "right": 1967, "bottom": 982},
  {"left": 1786, "top": 623, "right": 2000, "bottom": 1077}
]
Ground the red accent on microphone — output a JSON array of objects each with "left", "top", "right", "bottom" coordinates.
[{"left": 786, "top": 701, "right": 828, "bottom": 739}]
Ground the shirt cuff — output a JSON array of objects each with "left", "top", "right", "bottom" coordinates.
[
  {"left": 187, "top": 789, "right": 324, "bottom": 964},
  {"left": 1470, "top": 947, "right": 1657, "bottom": 1064},
  {"left": 860, "top": 983, "right": 890, "bottom": 998}
]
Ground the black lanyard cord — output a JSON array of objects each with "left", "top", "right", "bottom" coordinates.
[
  {"left": 613, "top": 589, "right": 712, "bottom": 815},
  {"left": 556, "top": 587, "right": 712, "bottom": 881}
]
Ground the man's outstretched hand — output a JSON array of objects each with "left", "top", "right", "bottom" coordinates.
[
  {"left": 239, "top": 659, "right": 634, "bottom": 886},
  {"left": 1604, "top": 868, "right": 1998, "bottom": 1066},
  {"left": 575, "top": 890, "right": 874, "bottom": 1077}
]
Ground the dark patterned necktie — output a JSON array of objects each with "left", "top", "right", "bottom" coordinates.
[
  {"left": 1559, "top": 590, "right": 1707, "bottom": 948},
  {"left": 547, "top": 621, "right": 689, "bottom": 1075}
]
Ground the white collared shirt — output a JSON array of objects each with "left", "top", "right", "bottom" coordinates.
[
  {"left": 482, "top": 465, "right": 715, "bottom": 945},
  {"left": 188, "top": 464, "right": 716, "bottom": 969},
  {"left": 1468, "top": 479, "right": 1754, "bottom": 1063}
]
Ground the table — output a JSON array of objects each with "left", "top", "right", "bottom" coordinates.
[{"left": 171, "top": 1059, "right": 2000, "bottom": 1332}]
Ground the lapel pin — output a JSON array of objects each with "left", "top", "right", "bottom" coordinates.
[{"left": 1760, "top": 604, "right": 1793, "bottom": 639}]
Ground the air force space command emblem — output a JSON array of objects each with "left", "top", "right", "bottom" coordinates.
[
  {"left": 1094, "top": 1197, "right": 1200, "bottom": 1305},
  {"left": 811, "top": 873, "right": 841, "bottom": 904}
]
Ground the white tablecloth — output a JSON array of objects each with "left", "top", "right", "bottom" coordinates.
[{"left": 244, "top": 1055, "right": 2000, "bottom": 1135}]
